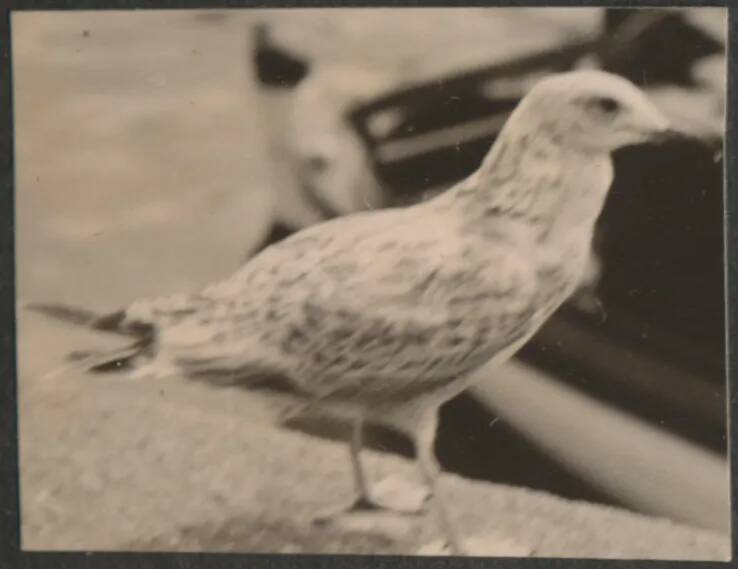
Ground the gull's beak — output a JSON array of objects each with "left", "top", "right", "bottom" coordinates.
[
  {"left": 642, "top": 104, "right": 709, "bottom": 146},
  {"left": 630, "top": 96, "right": 721, "bottom": 157},
  {"left": 645, "top": 122, "right": 722, "bottom": 163},
  {"left": 633, "top": 98, "right": 689, "bottom": 143},
  {"left": 648, "top": 126, "right": 696, "bottom": 144},
  {"left": 648, "top": 125, "right": 721, "bottom": 157}
]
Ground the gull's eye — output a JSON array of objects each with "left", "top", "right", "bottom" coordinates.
[{"left": 593, "top": 96, "right": 620, "bottom": 114}]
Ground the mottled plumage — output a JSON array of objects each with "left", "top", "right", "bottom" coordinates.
[{"left": 28, "top": 70, "right": 682, "bottom": 554}]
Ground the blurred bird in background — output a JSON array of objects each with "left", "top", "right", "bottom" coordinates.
[
  {"left": 250, "top": 23, "right": 398, "bottom": 252},
  {"left": 27, "top": 70, "right": 686, "bottom": 554}
]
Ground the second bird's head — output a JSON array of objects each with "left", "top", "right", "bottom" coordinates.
[{"left": 514, "top": 70, "right": 688, "bottom": 154}]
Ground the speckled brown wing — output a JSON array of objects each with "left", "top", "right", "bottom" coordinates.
[
  {"left": 148, "top": 208, "right": 423, "bottom": 378},
  {"left": 275, "top": 250, "right": 540, "bottom": 405},
  {"left": 244, "top": 209, "right": 540, "bottom": 401},
  {"left": 152, "top": 205, "right": 541, "bottom": 403}
]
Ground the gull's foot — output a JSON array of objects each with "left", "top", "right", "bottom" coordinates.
[
  {"left": 311, "top": 496, "right": 383, "bottom": 526},
  {"left": 371, "top": 474, "right": 431, "bottom": 514},
  {"left": 416, "top": 539, "right": 462, "bottom": 556},
  {"left": 312, "top": 475, "right": 430, "bottom": 526},
  {"left": 311, "top": 493, "right": 423, "bottom": 540},
  {"left": 417, "top": 534, "right": 533, "bottom": 557},
  {"left": 312, "top": 495, "right": 423, "bottom": 527}
]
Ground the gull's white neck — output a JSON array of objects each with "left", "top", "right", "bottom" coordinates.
[{"left": 447, "top": 117, "right": 614, "bottom": 245}]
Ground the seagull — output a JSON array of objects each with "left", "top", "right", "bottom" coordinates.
[{"left": 27, "top": 70, "right": 686, "bottom": 554}]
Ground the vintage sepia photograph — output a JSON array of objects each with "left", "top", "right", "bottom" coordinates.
[{"left": 12, "top": 6, "right": 730, "bottom": 560}]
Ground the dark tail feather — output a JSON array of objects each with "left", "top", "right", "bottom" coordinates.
[
  {"left": 68, "top": 340, "right": 151, "bottom": 373},
  {"left": 25, "top": 302, "right": 156, "bottom": 375},
  {"left": 24, "top": 302, "right": 153, "bottom": 338},
  {"left": 25, "top": 302, "right": 103, "bottom": 327}
]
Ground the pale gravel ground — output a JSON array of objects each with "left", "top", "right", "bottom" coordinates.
[{"left": 12, "top": 8, "right": 730, "bottom": 558}]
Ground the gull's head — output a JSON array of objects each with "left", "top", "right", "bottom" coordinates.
[{"left": 519, "top": 70, "right": 678, "bottom": 153}]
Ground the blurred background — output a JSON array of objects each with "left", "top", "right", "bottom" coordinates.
[{"left": 13, "top": 7, "right": 729, "bottom": 549}]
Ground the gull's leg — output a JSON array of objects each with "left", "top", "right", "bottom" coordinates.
[
  {"left": 414, "top": 407, "right": 467, "bottom": 555},
  {"left": 313, "top": 415, "right": 424, "bottom": 525},
  {"left": 347, "top": 414, "right": 377, "bottom": 508},
  {"left": 312, "top": 416, "right": 379, "bottom": 524}
]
